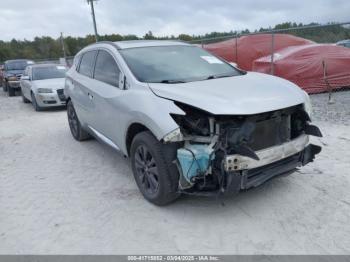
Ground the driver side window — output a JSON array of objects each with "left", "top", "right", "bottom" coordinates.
[{"left": 93, "top": 50, "right": 121, "bottom": 88}]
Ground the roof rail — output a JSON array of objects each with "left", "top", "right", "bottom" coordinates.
[{"left": 85, "top": 41, "right": 121, "bottom": 50}]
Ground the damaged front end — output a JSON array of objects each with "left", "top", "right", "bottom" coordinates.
[{"left": 165, "top": 102, "right": 322, "bottom": 196}]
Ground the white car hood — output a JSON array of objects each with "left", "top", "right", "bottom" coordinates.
[
  {"left": 148, "top": 72, "right": 306, "bottom": 115},
  {"left": 33, "top": 78, "right": 65, "bottom": 90}
]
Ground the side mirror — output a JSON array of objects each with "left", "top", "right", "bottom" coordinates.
[
  {"left": 21, "top": 76, "right": 30, "bottom": 81},
  {"left": 119, "top": 72, "right": 127, "bottom": 90}
]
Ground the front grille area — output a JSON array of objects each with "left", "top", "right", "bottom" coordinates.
[
  {"left": 43, "top": 101, "right": 57, "bottom": 104},
  {"left": 56, "top": 89, "right": 66, "bottom": 101},
  {"left": 224, "top": 104, "right": 304, "bottom": 151},
  {"left": 248, "top": 114, "right": 291, "bottom": 151}
]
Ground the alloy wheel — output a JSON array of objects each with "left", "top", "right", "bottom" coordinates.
[
  {"left": 67, "top": 104, "right": 79, "bottom": 138},
  {"left": 134, "top": 145, "right": 159, "bottom": 195}
]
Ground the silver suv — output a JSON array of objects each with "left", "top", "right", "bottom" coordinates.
[{"left": 65, "top": 40, "right": 322, "bottom": 205}]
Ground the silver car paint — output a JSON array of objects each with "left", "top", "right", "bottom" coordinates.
[
  {"left": 65, "top": 41, "right": 308, "bottom": 156},
  {"left": 21, "top": 74, "right": 66, "bottom": 107},
  {"left": 149, "top": 72, "right": 306, "bottom": 115},
  {"left": 65, "top": 43, "right": 184, "bottom": 155}
]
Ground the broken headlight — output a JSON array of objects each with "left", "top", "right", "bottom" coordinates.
[
  {"left": 171, "top": 102, "right": 211, "bottom": 137},
  {"left": 163, "top": 128, "right": 183, "bottom": 143}
]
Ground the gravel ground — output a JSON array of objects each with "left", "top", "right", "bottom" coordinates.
[{"left": 0, "top": 89, "right": 350, "bottom": 255}]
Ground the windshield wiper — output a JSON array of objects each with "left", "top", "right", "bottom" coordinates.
[
  {"left": 206, "top": 74, "right": 234, "bottom": 80},
  {"left": 159, "top": 79, "right": 187, "bottom": 84}
]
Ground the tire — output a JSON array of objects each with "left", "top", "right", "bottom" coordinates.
[
  {"left": 8, "top": 86, "right": 15, "bottom": 97},
  {"left": 67, "top": 100, "right": 91, "bottom": 141},
  {"left": 21, "top": 91, "right": 30, "bottom": 103},
  {"left": 130, "top": 131, "right": 180, "bottom": 206},
  {"left": 31, "top": 92, "right": 43, "bottom": 111}
]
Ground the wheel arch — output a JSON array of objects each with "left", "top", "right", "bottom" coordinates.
[{"left": 125, "top": 122, "right": 152, "bottom": 156}]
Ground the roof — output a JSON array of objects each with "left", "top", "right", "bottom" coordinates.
[
  {"left": 337, "top": 39, "right": 350, "bottom": 44},
  {"left": 112, "top": 40, "right": 190, "bottom": 49},
  {"left": 5, "top": 59, "right": 34, "bottom": 63},
  {"left": 78, "top": 40, "right": 192, "bottom": 56},
  {"left": 29, "top": 63, "right": 65, "bottom": 68}
]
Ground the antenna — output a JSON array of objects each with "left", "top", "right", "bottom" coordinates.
[{"left": 86, "top": 0, "right": 99, "bottom": 42}]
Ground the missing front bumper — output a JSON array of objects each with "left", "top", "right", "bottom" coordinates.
[
  {"left": 224, "top": 135, "right": 309, "bottom": 172},
  {"left": 225, "top": 143, "right": 321, "bottom": 193},
  {"left": 180, "top": 143, "right": 321, "bottom": 196}
]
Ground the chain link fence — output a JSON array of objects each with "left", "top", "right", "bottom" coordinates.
[
  {"left": 32, "top": 56, "right": 74, "bottom": 67},
  {"left": 190, "top": 22, "right": 350, "bottom": 106}
]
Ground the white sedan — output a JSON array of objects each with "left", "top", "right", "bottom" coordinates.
[{"left": 20, "top": 64, "right": 67, "bottom": 111}]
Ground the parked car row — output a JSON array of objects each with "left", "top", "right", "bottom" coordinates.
[
  {"left": 0, "top": 40, "right": 323, "bottom": 205},
  {"left": 0, "top": 60, "right": 68, "bottom": 110}
]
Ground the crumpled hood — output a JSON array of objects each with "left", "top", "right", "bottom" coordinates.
[
  {"left": 148, "top": 72, "right": 306, "bottom": 115},
  {"left": 32, "top": 78, "right": 65, "bottom": 90}
]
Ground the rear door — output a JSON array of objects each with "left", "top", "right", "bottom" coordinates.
[{"left": 72, "top": 50, "right": 97, "bottom": 126}]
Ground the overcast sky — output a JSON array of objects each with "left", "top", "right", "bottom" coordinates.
[{"left": 0, "top": 0, "right": 349, "bottom": 41}]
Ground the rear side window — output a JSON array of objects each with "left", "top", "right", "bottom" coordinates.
[
  {"left": 78, "top": 51, "right": 96, "bottom": 77},
  {"left": 94, "top": 50, "right": 120, "bottom": 87}
]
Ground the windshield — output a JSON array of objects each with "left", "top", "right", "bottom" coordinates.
[
  {"left": 6, "top": 61, "right": 33, "bottom": 71},
  {"left": 120, "top": 45, "right": 241, "bottom": 83},
  {"left": 32, "top": 66, "right": 67, "bottom": 80}
]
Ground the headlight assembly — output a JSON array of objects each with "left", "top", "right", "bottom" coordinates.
[
  {"left": 37, "top": 88, "right": 53, "bottom": 93},
  {"left": 163, "top": 128, "right": 183, "bottom": 143}
]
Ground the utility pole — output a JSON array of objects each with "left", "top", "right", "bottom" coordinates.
[
  {"left": 59, "top": 32, "right": 68, "bottom": 66},
  {"left": 87, "top": 0, "right": 99, "bottom": 42},
  {"left": 60, "top": 32, "right": 67, "bottom": 58}
]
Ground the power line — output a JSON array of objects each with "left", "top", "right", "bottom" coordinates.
[{"left": 87, "top": 0, "right": 99, "bottom": 42}]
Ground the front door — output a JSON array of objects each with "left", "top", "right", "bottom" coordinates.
[{"left": 87, "top": 49, "right": 125, "bottom": 149}]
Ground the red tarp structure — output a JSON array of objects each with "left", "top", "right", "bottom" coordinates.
[
  {"left": 253, "top": 44, "right": 350, "bottom": 94},
  {"left": 203, "top": 34, "right": 314, "bottom": 71}
]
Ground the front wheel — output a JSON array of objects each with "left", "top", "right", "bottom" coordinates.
[
  {"left": 21, "top": 91, "right": 30, "bottom": 103},
  {"left": 130, "top": 131, "right": 180, "bottom": 206},
  {"left": 67, "top": 100, "right": 91, "bottom": 141},
  {"left": 31, "top": 92, "right": 42, "bottom": 111}
]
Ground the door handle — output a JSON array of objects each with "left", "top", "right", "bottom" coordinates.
[{"left": 88, "top": 93, "right": 93, "bottom": 100}]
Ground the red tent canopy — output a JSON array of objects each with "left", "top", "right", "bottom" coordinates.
[
  {"left": 203, "top": 34, "right": 314, "bottom": 71},
  {"left": 253, "top": 44, "right": 350, "bottom": 93}
]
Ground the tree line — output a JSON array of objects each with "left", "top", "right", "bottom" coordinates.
[{"left": 1, "top": 22, "right": 349, "bottom": 63}]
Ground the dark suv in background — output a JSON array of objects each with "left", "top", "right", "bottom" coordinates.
[{"left": 2, "top": 59, "right": 34, "bottom": 96}]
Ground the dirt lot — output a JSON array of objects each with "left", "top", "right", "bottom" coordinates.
[{"left": 0, "top": 89, "right": 350, "bottom": 255}]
